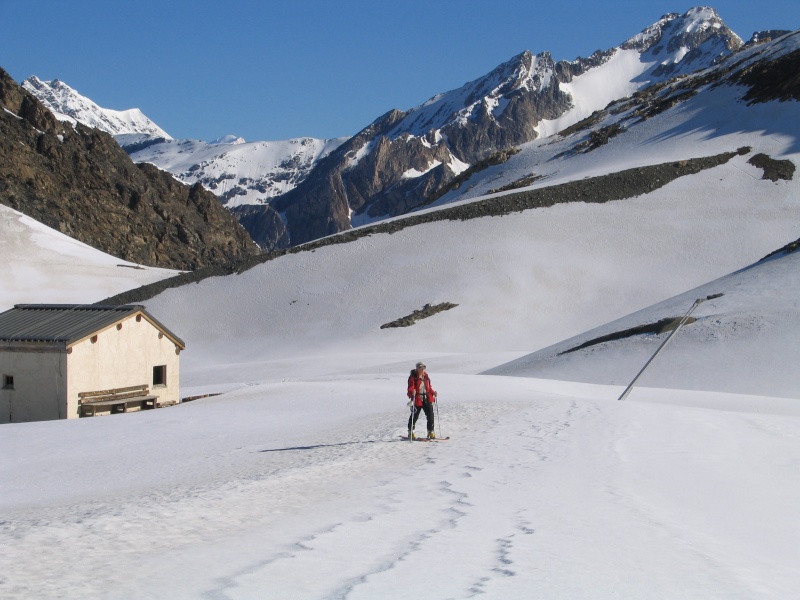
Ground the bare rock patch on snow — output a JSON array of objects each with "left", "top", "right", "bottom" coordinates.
[
  {"left": 380, "top": 302, "right": 459, "bottom": 329},
  {"left": 558, "top": 317, "right": 697, "bottom": 355},
  {"left": 747, "top": 153, "right": 796, "bottom": 181}
]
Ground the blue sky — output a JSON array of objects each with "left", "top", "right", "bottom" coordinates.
[{"left": 1, "top": 1, "right": 796, "bottom": 142}]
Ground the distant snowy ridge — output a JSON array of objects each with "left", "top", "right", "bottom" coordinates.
[
  {"left": 122, "top": 135, "right": 346, "bottom": 208},
  {"left": 22, "top": 76, "right": 172, "bottom": 139},
  {"left": 23, "top": 75, "right": 345, "bottom": 216}
]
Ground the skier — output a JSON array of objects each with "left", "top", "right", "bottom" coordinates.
[{"left": 407, "top": 362, "right": 437, "bottom": 439}]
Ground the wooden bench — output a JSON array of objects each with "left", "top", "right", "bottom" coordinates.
[{"left": 78, "top": 384, "right": 158, "bottom": 417}]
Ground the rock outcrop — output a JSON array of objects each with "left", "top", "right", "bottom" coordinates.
[{"left": 0, "top": 68, "right": 258, "bottom": 270}]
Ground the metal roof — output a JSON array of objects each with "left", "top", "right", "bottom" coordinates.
[{"left": 0, "top": 304, "right": 185, "bottom": 348}]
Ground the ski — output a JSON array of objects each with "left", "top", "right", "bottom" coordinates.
[{"left": 398, "top": 436, "right": 450, "bottom": 442}]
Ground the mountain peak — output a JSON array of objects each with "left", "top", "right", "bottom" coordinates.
[
  {"left": 212, "top": 135, "right": 246, "bottom": 145},
  {"left": 622, "top": 6, "right": 743, "bottom": 75},
  {"left": 23, "top": 76, "right": 172, "bottom": 140}
]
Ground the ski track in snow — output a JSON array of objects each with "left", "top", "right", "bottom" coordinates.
[
  {"left": 0, "top": 398, "right": 566, "bottom": 599},
  {"left": 3, "top": 386, "right": 796, "bottom": 599}
]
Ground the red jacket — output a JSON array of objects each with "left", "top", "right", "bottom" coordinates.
[{"left": 407, "top": 372, "right": 436, "bottom": 407}]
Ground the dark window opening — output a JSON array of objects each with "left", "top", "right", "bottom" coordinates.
[
  {"left": 3, "top": 375, "right": 14, "bottom": 389},
  {"left": 153, "top": 365, "right": 167, "bottom": 387}
]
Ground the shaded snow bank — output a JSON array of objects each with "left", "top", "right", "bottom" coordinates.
[{"left": 487, "top": 247, "right": 800, "bottom": 399}]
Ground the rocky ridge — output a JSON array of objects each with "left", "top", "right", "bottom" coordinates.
[
  {"left": 22, "top": 76, "right": 171, "bottom": 139},
  {"left": 0, "top": 69, "right": 258, "bottom": 270},
  {"left": 258, "top": 7, "right": 745, "bottom": 247}
]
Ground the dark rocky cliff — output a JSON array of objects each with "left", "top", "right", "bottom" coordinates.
[{"left": 0, "top": 68, "right": 257, "bottom": 270}]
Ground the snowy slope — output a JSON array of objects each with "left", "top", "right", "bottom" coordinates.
[
  {"left": 488, "top": 244, "right": 800, "bottom": 399},
  {"left": 22, "top": 76, "right": 172, "bottom": 139},
  {"left": 0, "top": 204, "right": 177, "bottom": 311},
  {"left": 142, "top": 143, "right": 799, "bottom": 394},
  {"left": 431, "top": 30, "right": 800, "bottom": 207}
]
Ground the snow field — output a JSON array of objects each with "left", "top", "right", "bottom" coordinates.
[
  {"left": 1, "top": 374, "right": 797, "bottom": 598},
  {"left": 147, "top": 152, "right": 800, "bottom": 393}
]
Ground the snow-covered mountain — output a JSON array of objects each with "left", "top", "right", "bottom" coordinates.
[
  {"left": 387, "top": 7, "right": 741, "bottom": 152},
  {"left": 23, "top": 76, "right": 345, "bottom": 225},
  {"left": 119, "top": 134, "right": 346, "bottom": 208},
  {"left": 22, "top": 76, "right": 172, "bottom": 139},
  {"left": 266, "top": 7, "right": 748, "bottom": 245},
  {"left": 428, "top": 27, "right": 799, "bottom": 207},
  {"left": 23, "top": 7, "right": 750, "bottom": 250}
]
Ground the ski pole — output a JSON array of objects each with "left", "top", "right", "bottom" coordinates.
[
  {"left": 435, "top": 396, "right": 442, "bottom": 439},
  {"left": 409, "top": 400, "right": 415, "bottom": 442},
  {"left": 618, "top": 293, "right": 723, "bottom": 401}
]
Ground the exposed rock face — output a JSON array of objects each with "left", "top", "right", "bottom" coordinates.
[
  {"left": 745, "top": 30, "right": 792, "bottom": 48},
  {"left": 748, "top": 153, "right": 796, "bottom": 181},
  {"left": 380, "top": 303, "right": 459, "bottom": 329},
  {"left": 256, "top": 8, "right": 744, "bottom": 247},
  {"left": 558, "top": 317, "right": 697, "bottom": 355},
  {"left": 622, "top": 7, "right": 743, "bottom": 77},
  {"left": 733, "top": 46, "right": 800, "bottom": 104},
  {"left": 22, "top": 76, "right": 172, "bottom": 139},
  {"left": 0, "top": 68, "right": 257, "bottom": 270},
  {"left": 230, "top": 203, "right": 290, "bottom": 249}
]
